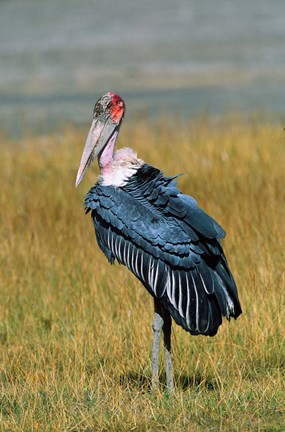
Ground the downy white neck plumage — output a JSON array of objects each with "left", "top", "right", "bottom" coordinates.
[{"left": 99, "top": 147, "right": 144, "bottom": 187}]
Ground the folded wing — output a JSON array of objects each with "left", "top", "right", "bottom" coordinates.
[{"left": 85, "top": 164, "right": 242, "bottom": 336}]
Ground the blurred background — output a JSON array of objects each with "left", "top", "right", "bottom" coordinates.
[{"left": 1, "top": 0, "right": 285, "bottom": 137}]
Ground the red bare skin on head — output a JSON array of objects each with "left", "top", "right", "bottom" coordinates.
[{"left": 108, "top": 92, "right": 125, "bottom": 124}]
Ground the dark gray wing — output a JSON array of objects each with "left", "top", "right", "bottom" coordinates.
[{"left": 85, "top": 164, "right": 242, "bottom": 336}]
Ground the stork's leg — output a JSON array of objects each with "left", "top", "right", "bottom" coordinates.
[
  {"left": 152, "top": 299, "right": 174, "bottom": 390},
  {"left": 152, "top": 299, "right": 164, "bottom": 389},
  {"left": 163, "top": 309, "right": 174, "bottom": 390}
]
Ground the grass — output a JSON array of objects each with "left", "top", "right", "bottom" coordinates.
[{"left": 0, "top": 115, "right": 284, "bottom": 431}]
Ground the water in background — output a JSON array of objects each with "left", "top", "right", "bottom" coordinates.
[{"left": 1, "top": 0, "right": 285, "bottom": 136}]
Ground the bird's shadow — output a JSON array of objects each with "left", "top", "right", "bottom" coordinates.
[{"left": 119, "top": 371, "right": 217, "bottom": 392}]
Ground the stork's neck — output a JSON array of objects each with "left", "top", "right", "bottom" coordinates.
[
  {"left": 99, "top": 147, "right": 144, "bottom": 187},
  {"left": 98, "top": 131, "right": 117, "bottom": 173}
]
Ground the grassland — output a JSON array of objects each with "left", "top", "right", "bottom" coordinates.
[{"left": 0, "top": 116, "right": 284, "bottom": 431}]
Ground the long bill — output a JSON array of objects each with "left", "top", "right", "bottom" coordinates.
[{"left": 75, "top": 116, "right": 121, "bottom": 187}]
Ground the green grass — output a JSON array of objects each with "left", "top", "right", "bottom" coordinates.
[{"left": 0, "top": 116, "right": 284, "bottom": 431}]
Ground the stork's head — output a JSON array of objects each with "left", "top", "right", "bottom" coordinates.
[{"left": 75, "top": 92, "right": 125, "bottom": 187}]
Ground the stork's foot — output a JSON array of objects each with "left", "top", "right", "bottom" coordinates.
[{"left": 152, "top": 300, "right": 174, "bottom": 391}]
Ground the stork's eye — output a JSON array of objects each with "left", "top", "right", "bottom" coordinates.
[
  {"left": 117, "top": 100, "right": 124, "bottom": 107},
  {"left": 94, "top": 102, "right": 103, "bottom": 116}
]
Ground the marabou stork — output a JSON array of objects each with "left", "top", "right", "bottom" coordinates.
[{"left": 76, "top": 92, "right": 242, "bottom": 389}]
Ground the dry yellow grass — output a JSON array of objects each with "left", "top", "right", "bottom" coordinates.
[{"left": 0, "top": 116, "right": 284, "bottom": 431}]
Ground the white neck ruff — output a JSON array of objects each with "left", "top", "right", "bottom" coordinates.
[{"left": 100, "top": 147, "right": 144, "bottom": 187}]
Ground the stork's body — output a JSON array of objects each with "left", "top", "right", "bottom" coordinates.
[{"left": 76, "top": 92, "right": 242, "bottom": 389}]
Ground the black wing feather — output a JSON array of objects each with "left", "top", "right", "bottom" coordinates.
[{"left": 85, "top": 164, "right": 242, "bottom": 336}]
